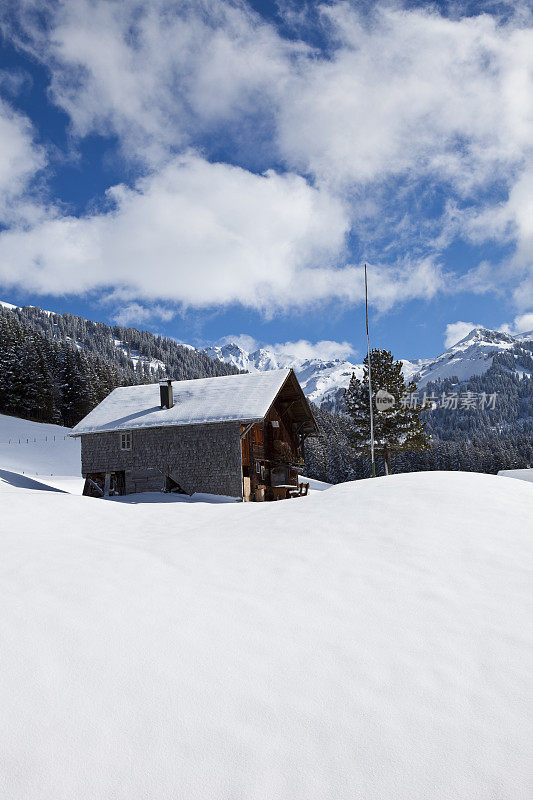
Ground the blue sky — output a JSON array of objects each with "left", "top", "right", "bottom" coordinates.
[{"left": 1, "top": 0, "right": 533, "bottom": 362}]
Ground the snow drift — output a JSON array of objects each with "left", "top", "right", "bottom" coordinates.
[
  {"left": 0, "top": 413, "right": 80, "bottom": 478},
  {"left": 1, "top": 470, "right": 532, "bottom": 799},
  {"left": 498, "top": 468, "right": 533, "bottom": 483}
]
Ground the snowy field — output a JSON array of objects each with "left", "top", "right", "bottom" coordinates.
[
  {"left": 498, "top": 468, "right": 533, "bottom": 483},
  {"left": 0, "top": 413, "right": 83, "bottom": 492},
  {"left": 0, "top": 424, "right": 532, "bottom": 800}
]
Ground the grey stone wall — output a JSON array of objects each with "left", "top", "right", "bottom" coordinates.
[{"left": 80, "top": 422, "right": 243, "bottom": 497}]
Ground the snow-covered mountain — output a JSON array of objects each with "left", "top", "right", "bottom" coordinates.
[
  {"left": 205, "top": 328, "right": 533, "bottom": 409},
  {"left": 412, "top": 327, "right": 533, "bottom": 387},
  {"left": 204, "top": 343, "right": 365, "bottom": 409},
  {"left": 3, "top": 299, "right": 531, "bottom": 411}
]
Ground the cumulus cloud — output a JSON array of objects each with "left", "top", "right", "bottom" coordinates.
[
  {"left": 500, "top": 311, "right": 533, "bottom": 335},
  {"left": 512, "top": 312, "right": 533, "bottom": 333},
  {"left": 444, "top": 321, "right": 482, "bottom": 348},
  {"left": 271, "top": 339, "right": 356, "bottom": 362},
  {"left": 3, "top": 0, "right": 533, "bottom": 316},
  {"left": 6, "top": 0, "right": 293, "bottom": 167},
  {"left": 446, "top": 312, "right": 533, "bottom": 341},
  {"left": 0, "top": 97, "right": 45, "bottom": 223},
  {"left": 0, "top": 154, "right": 447, "bottom": 312},
  {"left": 13, "top": 0, "right": 533, "bottom": 190},
  {"left": 276, "top": 4, "right": 533, "bottom": 310},
  {"left": 278, "top": 5, "right": 533, "bottom": 190},
  {"left": 113, "top": 303, "right": 175, "bottom": 326},
  {"left": 0, "top": 153, "right": 352, "bottom": 311}
]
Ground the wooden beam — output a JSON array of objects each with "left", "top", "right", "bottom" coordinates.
[
  {"left": 240, "top": 422, "right": 255, "bottom": 439},
  {"left": 86, "top": 477, "right": 104, "bottom": 497}
]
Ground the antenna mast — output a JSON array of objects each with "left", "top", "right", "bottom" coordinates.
[{"left": 365, "top": 263, "right": 376, "bottom": 478}]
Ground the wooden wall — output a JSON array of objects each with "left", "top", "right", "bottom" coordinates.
[{"left": 81, "top": 421, "right": 243, "bottom": 498}]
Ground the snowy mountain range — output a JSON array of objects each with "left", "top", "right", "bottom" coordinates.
[
  {"left": 204, "top": 343, "right": 364, "bottom": 410},
  {"left": 205, "top": 327, "right": 533, "bottom": 410},
  {"left": 2, "top": 299, "right": 532, "bottom": 412}
]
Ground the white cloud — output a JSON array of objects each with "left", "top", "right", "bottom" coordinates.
[
  {"left": 513, "top": 312, "right": 533, "bottom": 333},
  {"left": 0, "top": 153, "right": 352, "bottom": 312},
  {"left": 7, "top": 0, "right": 292, "bottom": 167},
  {"left": 444, "top": 321, "right": 482, "bottom": 348},
  {"left": 4, "top": 0, "right": 533, "bottom": 314},
  {"left": 0, "top": 69, "right": 32, "bottom": 97},
  {"left": 500, "top": 311, "right": 533, "bottom": 335},
  {"left": 278, "top": 5, "right": 533, "bottom": 190},
  {"left": 0, "top": 150, "right": 446, "bottom": 313},
  {"left": 292, "top": 256, "right": 446, "bottom": 311},
  {"left": 459, "top": 165, "right": 533, "bottom": 311},
  {"left": 271, "top": 339, "right": 356, "bottom": 362},
  {"left": 275, "top": 4, "right": 533, "bottom": 308},
  {"left": 0, "top": 97, "right": 45, "bottom": 223},
  {"left": 16, "top": 0, "right": 533, "bottom": 191},
  {"left": 113, "top": 303, "right": 174, "bottom": 327}
]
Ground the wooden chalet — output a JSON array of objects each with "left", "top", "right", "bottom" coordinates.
[{"left": 70, "top": 369, "right": 318, "bottom": 501}]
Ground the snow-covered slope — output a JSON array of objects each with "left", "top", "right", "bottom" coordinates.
[
  {"left": 498, "top": 468, "right": 533, "bottom": 483},
  {"left": 205, "top": 328, "right": 533, "bottom": 408},
  {"left": 1, "top": 300, "right": 194, "bottom": 378},
  {"left": 0, "top": 413, "right": 80, "bottom": 478},
  {"left": 1, "top": 471, "right": 532, "bottom": 799},
  {"left": 412, "top": 327, "right": 532, "bottom": 387}
]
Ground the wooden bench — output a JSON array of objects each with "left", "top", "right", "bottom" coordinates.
[
  {"left": 287, "top": 482, "right": 310, "bottom": 498},
  {"left": 271, "top": 482, "right": 310, "bottom": 500},
  {"left": 271, "top": 484, "right": 294, "bottom": 500}
]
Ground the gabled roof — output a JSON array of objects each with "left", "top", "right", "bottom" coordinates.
[{"left": 71, "top": 369, "right": 316, "bottom": 435}]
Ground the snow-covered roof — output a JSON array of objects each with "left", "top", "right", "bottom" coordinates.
[{"left": 71, "top": 370, "right": 295, "bottom": 435}]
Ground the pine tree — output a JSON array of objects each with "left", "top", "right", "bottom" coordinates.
[
  {"left": 344, "top": 348, "right": 431, "bottom": 475},
  {"left": 23, "top": 332, "right": 56, "bottom": 421}
]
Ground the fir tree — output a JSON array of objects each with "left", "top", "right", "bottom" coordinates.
[{"left": 344, "top": 348, "right": 430, "bottom": 474}]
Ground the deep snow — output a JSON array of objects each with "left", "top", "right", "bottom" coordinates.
[
  {"left": 1, "top": 466, "right": 532, "bottom": 800},
  {"left": 498, "top": 468, "right": 533, "bottom": 483},
  {"left": 0, "top": 413, "right": 81, "bottom": 481}
]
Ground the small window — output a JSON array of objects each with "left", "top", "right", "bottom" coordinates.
[
  {"left": 120, "top": 432, "right": 132, "bottom": 451},
  {"left": 256, "top": 461, "right": 261, "bottom": 473},
  {"left": 271, "top": 420, "right": 279, "bottom": 428}
]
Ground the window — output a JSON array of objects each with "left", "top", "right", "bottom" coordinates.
[{"left": 120, "top": 432, "right": 132, "bottom": 451}]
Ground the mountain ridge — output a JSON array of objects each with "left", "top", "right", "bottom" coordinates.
[
  {"left": 204, "top": 326, "right": 533, "bottom": 410},
  {"left": 2, "top": 300, "right": 532, "bottom": 411}
]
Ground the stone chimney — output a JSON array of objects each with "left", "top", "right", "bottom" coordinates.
[{"left": 159, "top": 379, "right": 173, "bottom": 409}]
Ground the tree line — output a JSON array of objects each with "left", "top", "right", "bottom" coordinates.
[
  {"left": 304, "top": 348, "right": 533, "bottom": 482},
  {"left": 1, "top": 304, "right": 531, "bottom": 479},
  {"left": 0, "top": 307, "right": 238, "bottom": 428},
  {"left": 305, "top": 404, "right": 533, "bottom": 483}
]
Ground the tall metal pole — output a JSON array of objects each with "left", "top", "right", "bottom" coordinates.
[{"left": 365, "top": 264, "right": 376, "bottom": 478}]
